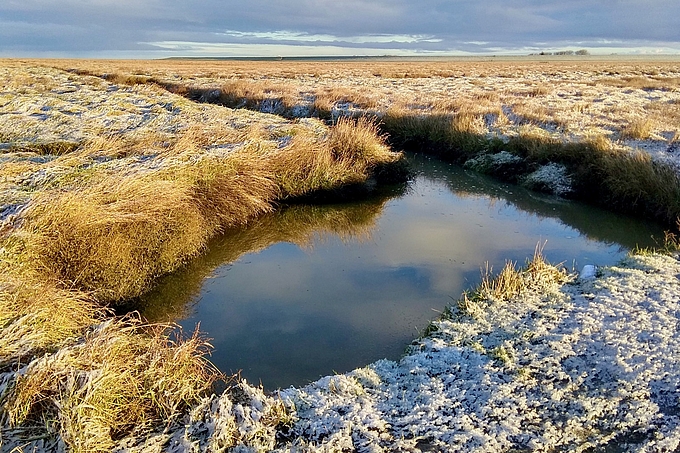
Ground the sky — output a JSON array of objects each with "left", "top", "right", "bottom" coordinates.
[{"left": 1, "top": 0, "right": 679, "bottom": 58}]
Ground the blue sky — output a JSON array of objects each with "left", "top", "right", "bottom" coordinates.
[{"left": 1, "top": 0, "right": 679, "bottom": 58}]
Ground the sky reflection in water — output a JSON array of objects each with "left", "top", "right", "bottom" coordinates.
[{"left": 137, "top": 154, "right": 665, "bottom": 390}]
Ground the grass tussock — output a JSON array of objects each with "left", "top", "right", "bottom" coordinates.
[
  {"left": 598, "top": 75, "right": 680, "bottom": 91},
  {"left": 271, "top": 117, "right": 401, "bottom": 197},
  {"left": 458, "top": 247, "right": 568, "bottom": 317},
  {"left": 620, "top": 117, "right": 654, "bottom": 140},
  {"left": 7, "top": 141, "right": 81, "bottom": 156},
  {"left": 380, "top": 108, "right": 486, "bottom": 160},
  {"left": 312, "top": 87, "right": 378, "bottom": 120},
  {"left": 0, "top": 278, "right": 102, "bottom": 369},
  {"left": 502, "top": 131, "right": 680, "bottom": 223},
  {"left": 22, "top": 175, "right": 212, "bottom": 302},
  {"left": 598, "top": 149, "right": 680, "bottom": 222},
  {"left": 210, "top": 80, "right": 298, "bottom": 115},
  {"left": 5, "top": 316, "right": 218, "bottom": 452}
]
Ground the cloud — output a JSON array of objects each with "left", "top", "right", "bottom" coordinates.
[{"left": 217, "top": 30, "right": 442, "bottom": 44}]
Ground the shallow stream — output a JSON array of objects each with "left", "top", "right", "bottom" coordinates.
[{"left": 135, "top": 154, "right": 665, "bottom": 390}]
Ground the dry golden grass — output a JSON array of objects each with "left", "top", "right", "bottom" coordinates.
[
  {"left": 457, "top": 247, "right": 568, "bottom": 317},
  {"left": 381, "top": 107, "right": 487, "bottom": 158},
  {"left": 22, "top": 174, "right": 212, "bottom": 302},
  {"left": 597, "top": 75, "right": 680, "bottom": 91},
  {"left": 270, "top": 117, "right": 400, "bottom": 197},
  {"left": 0, "top": 276, "right": 102, "bottom": 369},
  {"left": 215, "top": 79, "right": 298, "bottom": 113},
  {"left": 620, "top": 117, "right": 655, "bottom": 139},
  {"left": 501, "top": 130, "right": 680, "bottom": 223},
  {"left": 512, "top": 101, "right": 563, "bottom": 128},
  {"left": 477, "top": 261, "right": 525, "bottom": 302},
  {"left": 6, "top": 316, "right": 218, "bottom": 452},
  {"left": 599, "top": 149, "right": 680, "bottom": 220}
]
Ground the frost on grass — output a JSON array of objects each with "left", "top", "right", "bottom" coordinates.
[
  {"left": 109, "top": 253, "right": 680, "bottom": 452},
  {"left": 521, "top": 162, "right": 573, "bottom": 196},
  {"left": 463, "top": 151, "right": 525, "bottom": 180}
]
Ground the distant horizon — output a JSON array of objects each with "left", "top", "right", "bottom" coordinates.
[{"left": 5, "top": 50, "right": 680, "bottom": 62}]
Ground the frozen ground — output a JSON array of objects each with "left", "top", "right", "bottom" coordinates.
[
  {"left": 137, "top": 59, "right": 680, "bottom": 171},
  {"left": 105, "top": 252, "right": 680, "bottom": 453},
  {"left": 2, "top": 61, "right": 679, "bottom": 452}
]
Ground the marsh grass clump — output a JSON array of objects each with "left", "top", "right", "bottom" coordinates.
[
  {"left": 620, "top": 117, "right": 654, "bottom": 140},
  {"left": 311, "top": 87, "right": 378, "bottom": 120},
  {"left": 5, "top": 316, "right": 219, "bottom": 452},
  {"left": 477, "top": 261, "right": 525, "bottom": 302},
  {"left": 209, "top": 80, "right": 298, "bottom": 115},
  {"left": 102, "top": 72, "right": 153, "bottom": 86},
  {"left": 457, "top": 248, "right": 568, "bottom": 316},
  {"left": 598, "top": 149, "right": 680, "bottom": 222},
  {"left": 21, "top": 175, "right": 212, "bottom": 302},
  {"left": 501, "top": 131, "right": 680, "bottom": 224},
  {"left": 380, "top": 109, "right": 486, "bottom": 160},
  {"left": 271, "top": 117, "right": 402, "bottom": 197},
  {"left": 0, "top": 277, "right": 103, "bottom": 369},
  {"left": 8, "top": 141, "right": 80, "bottom": 156}
]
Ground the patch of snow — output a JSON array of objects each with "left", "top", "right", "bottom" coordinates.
[
  {"left": 579, "top": 264, "right": 597, "bottom": 280},
  {"left": 523, "top": 162, "right": 573, "bottom": 196}
]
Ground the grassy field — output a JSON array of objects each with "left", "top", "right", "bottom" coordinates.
[
  {"left": 1, "top": 56, "right": 679, "bottom": 451},
  {"left": 0, "top": 61, "right": 403, "bottom": 451},
  {"left": 43, "top": 56, "right": 680, "bottom": 224}
]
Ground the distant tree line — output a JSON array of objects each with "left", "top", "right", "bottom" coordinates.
[{"left": 530, "top": 49, "right": 590, "bottom": 56}]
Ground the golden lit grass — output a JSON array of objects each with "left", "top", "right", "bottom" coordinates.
[
  {"left": 599, "top": 149, "right": 680, "bottom": 220},
  {"left": 270, "top": 117, "right": 401, "bottom": 197},
  {"left": 620, "top": 117, "right": 655, "bottom": 140},
  {"left": 311, "top": 86, "right": 379, "bottom": 119},
  {"left": 597, "top": 75, "right": 680, "bottom": 91},
  {"left": 214, "top": 79, "right": 299, "bottom": 114},
  {"left": 381, "top": 107, "right": 487, "bottom": 158},
  {"left": 457, "top": 248, "right": 568, "bottom": 317},
  {"left": 644, "top": 101, "right": 680, "bottom": 141},
  {"left": 1, "top": 234, "right": 220, "bottom": 451},
  {"left": 22, "top": 175, "right": 212, "bottom": 302},
  {"left": 5, "top": 316, "right": 218, "bottom": 452},
  {"left": 512, "top": 101, "right": 564, "bottom": 128},
  {"left": 0, "top": 276, "right": 102, "bottom": 369},
  {"left": 503, "top": 131, "right": 680, "bottom": 223}
]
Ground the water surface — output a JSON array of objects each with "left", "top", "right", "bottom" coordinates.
[{"left": 137, "top": 154, "right": 665, "bottom": 389}]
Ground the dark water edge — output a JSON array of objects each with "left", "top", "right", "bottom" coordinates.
[{"left": 131, "top": 153, "right": 666, "bottom": 390}]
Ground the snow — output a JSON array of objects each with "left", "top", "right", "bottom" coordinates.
[{"left": 522, "top": 162, "right": 573, "bottom": 196}]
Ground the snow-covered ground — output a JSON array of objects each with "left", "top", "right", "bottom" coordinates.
[{"left": 108, "top": 252, "right": 680, "bottom": 452}]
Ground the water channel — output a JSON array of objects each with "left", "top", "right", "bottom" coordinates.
[{"left": 135, "top": 153, "right": 666, "bottom": 390}]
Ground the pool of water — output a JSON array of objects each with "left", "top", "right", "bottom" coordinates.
[{"left": 135, "top": 153, "right": 666, "bottom": 390}]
